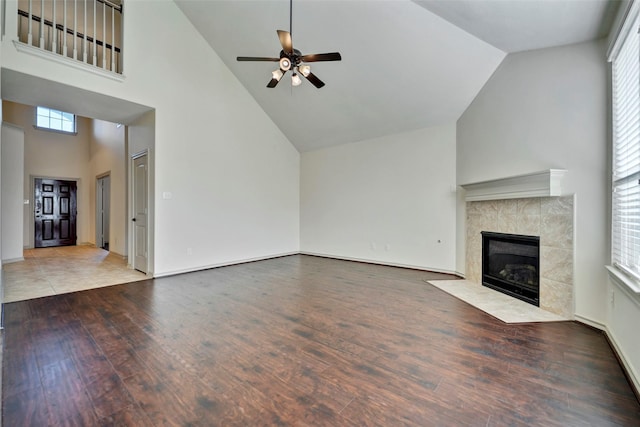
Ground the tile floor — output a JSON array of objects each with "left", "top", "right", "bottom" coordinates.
[{"left": 2, "top": 245, "right": 148, "bottom": 303}]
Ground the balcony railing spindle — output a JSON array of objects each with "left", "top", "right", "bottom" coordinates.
[
  {"left": 52, "top": 0, "right": 57, "bottom": 53},
  {"left": 39, "top": 0, "right": 44, "bottom": 48},
  {"left": 73, "top": 0, "right": 77, "bottom": 60},
  {"left": 63, "top": 0, "right": 68, "bottom": 57},
  {"left": 83, "top": 0, "right": 88, "bottom": 62},
  {"left": 92, "top": 0, "right": 97, "bottom": 66},
  {"left": 17, "top": 0, "right": 122, "bottom": 74},
  {"left": 28, "top": 0, "right": 33, "bottom": 45},
  {"left": 111, "top": 5, "right": 115, "bottom": 71}
]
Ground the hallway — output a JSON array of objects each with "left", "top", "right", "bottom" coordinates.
[{"left": 2, "top": 245, "right": 148, "bottom": 302}]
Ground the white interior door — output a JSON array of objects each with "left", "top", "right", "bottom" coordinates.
[{"left": 133, "top": 154, "right": 148, "bottom": 273}]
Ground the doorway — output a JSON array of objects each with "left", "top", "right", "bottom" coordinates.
[
  {"left": 34, "top": 178, "right": 78, "bottom": 248},
  {"left": 96, "top": 174, "right": 111, "bottom": 250}
]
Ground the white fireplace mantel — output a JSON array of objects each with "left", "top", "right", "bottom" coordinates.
[{"left": 460, "top": 169, "right": 567, "bottom": 202}]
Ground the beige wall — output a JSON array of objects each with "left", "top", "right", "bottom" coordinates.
[
  {"left": 3, "top": 100, "right": 92, "bottom": 247},
  {"left": 89, "top": 119, "right": 126, "bottom": 256},
  {"left": 2, "top": 100, "right": 125, "bottom": 251}
]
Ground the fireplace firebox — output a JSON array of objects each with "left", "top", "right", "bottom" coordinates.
[{"left": 481, "top": 231, "right": 540, "bottom": 306}]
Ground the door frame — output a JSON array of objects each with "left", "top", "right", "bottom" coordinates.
[
  {"left": 129, "top": 149, "right": 153, "bottom": 275},
  {"left": 29, "top": 175, "right": 80, "bottom": 249}
]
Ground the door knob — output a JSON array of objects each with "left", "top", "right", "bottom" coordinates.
[{"left": 132, "top": 218, "right": 136, "bottom": 222}]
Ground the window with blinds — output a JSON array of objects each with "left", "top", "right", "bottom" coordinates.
[{"left": 611, "top": 10, "right": 640, "bottom": 280}]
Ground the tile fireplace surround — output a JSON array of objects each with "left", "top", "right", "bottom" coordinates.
[{"left": 466, "top": 196, "right": 574, "bottom": 318}]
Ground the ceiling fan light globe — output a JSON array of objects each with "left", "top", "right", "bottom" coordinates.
[
  {"left": 272, "top": 69, "right": 284, "bottom": 81},
  {"left": 298, "top": 64, "right": 311, "bottom": 77},
  {"left": 279, "top": 57, "right": 291, "bottom": 71},
  {"left": 291, "top": 73, "right": 302, "bottom": 86}
]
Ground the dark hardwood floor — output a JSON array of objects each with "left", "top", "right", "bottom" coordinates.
[{"left": 2, "top": 255, "right": 639, "bottom": 426}]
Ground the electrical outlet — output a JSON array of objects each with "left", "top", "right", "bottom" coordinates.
[
  {"left": 187, "top": 247, "right": 193, "bottom": 256},
  {"left": 610, "top": 290, "right": 615, "bottom": 307}
]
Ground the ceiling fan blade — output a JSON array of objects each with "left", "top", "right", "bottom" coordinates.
[
  {"left": 267, "top": 78, "right": 280, "bottom": 88},
  {"left": 277, "top": 30, "right": 293, "bottom": 55},
  {"left": 267, "top": 69, "right": 287, "bottom": 88},
  {"left": 303, "top": 72, "right": 325, "bottom": 89},
  {"left": 237, "top": 56, "right": 280, "bottom": 62},
  {"left": 300, "top": 52, "right": 342, "bottom": 62}
]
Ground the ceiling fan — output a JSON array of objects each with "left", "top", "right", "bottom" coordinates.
[{"left": 236, "top": 0, "right": 341, "bottom": 89}]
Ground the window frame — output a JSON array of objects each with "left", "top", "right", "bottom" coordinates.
[
  {"left": 34, "top": 106, "right": 77, "bottom": 135},
  {"left": 608, "top": 0, "right": 640, "bottom": 298}
]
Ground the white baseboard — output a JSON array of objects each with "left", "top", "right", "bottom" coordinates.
[
  {"left": 300, "top": 251, "right": 459, "bottom": 276},
  {"left": 574, "top": 313, "right": 606, "bottom": 330},
  {"left": 575, "top": 314, "right": 640, "bottom": 400},
  {"left": 1, "top": 257, "right": 24, "bottom": 265},
  {"left": 153, "top": 251, "right": 299, "bottom": 278},
  {"left": 605, "top": 325, "right": 640, "bottom": 399}
]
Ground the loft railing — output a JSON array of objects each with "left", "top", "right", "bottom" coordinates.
[{"left": 17, "top": 0, "right": 123, "bottom": 74}]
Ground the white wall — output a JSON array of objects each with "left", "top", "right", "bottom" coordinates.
[
  {"left": 457, "top": 40, "right": 608, "bottom": 324},
  {"left": 1, "top": 123, "right": 24, "bottom": 261},
  {"left": 89, "top": 120, "right": 126, "bottom": 256},
  {"left": 2, "top": 101, "right": 93, "bottom": 247},
  {"left": 127, "top": 110, "right": 155, "bottom": 274},
  {"left": 301, "top": 124, "right": 457, "bottom": 272},
  {"left": 0, "top": 0, "right": 300, "bottom": 276}
]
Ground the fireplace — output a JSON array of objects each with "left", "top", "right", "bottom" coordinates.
[{"left": 481, "top": 231, "right": 540, "bottom": 306}]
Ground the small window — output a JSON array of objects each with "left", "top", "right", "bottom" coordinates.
[{"left": 35, "top": 106, "right": 76, "bottom": 134}]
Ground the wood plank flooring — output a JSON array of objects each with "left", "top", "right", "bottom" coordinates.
[{"left": 3, "top": 255, "right": 639, "bottom": 426}]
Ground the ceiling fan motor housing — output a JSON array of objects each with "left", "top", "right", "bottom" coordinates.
[{"left": 280, "top": 49, "right": 302, "bottom": 70}]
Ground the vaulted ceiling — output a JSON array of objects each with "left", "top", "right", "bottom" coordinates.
[{"left": 176, "top": 0, "right": 619, "bottom": 152}]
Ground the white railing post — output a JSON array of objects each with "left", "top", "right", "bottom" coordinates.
[
  {"left": 73, "top": 0, "right": 78, "bottom": 60},
  {"left": 39, "top": 0, "right": 44, "bottom": 48},
  {"left": 83, "top": 0, "right": 87, "bottom": 62},
  {"left": 28, "top": 0, "right": 33, "bottom": 45},
  {"left": 52, "top": 0, "right": 57, "bottom": 53},
  {"left": 111, "top": 5, "right": 115, "bottom": 71},
  {"left": 92, "top": 0, "right": 97, "bottom": 66},
  {"left": 102, "top": 1, "right": 106, "bottom": 69},
  {"left": 63, "top": 0, "right": 68, "bottom": 57}
]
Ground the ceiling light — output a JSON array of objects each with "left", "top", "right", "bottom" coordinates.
[
  {"left": 298, "top": 64, "right": 311, "bottom": 77},
  {"left": 279, "top": 57, "right": 291, "bottom": 71},
  {"left": 272, "top": 69, "right": 283, "bottom": 81},
  {"left": 291, "top": 73, "right": 302, "bottom": 86}
]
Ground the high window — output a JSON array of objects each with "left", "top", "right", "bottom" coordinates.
[
  {"left": 610, "top": 4, "right": 640, "bottom": 281},
  {"left": 35, "top": 106, "right": 76, "bottom": 134}
]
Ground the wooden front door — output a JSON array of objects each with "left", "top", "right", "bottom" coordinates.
[{"left": 34, "top": 178, "right": 77, "bottom": 248}]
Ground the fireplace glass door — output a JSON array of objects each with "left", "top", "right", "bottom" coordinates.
[{"left": 481, "top": 232, "right": 540, "bottom": 306}]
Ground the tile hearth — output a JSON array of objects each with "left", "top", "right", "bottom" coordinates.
[{"left": 428, "top": 279, "right": 568, "bottom": 323}]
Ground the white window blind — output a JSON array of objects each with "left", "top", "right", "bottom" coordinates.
[{"left": 612, "top": 11, "right": 640, "bottom": 280}]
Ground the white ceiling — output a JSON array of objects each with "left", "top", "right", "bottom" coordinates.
[{"left": 175, "top": 0, "right": 619, "bottom": 152}]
